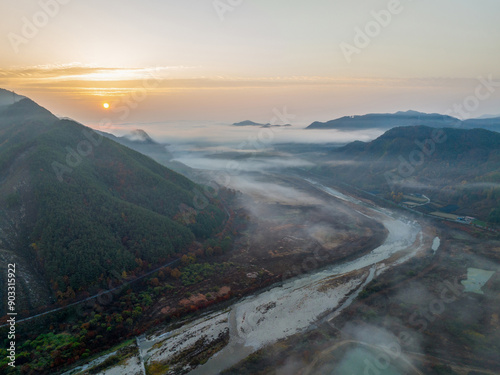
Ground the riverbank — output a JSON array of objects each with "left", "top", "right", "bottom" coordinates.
[{"left": 140, "top": 180, "right": 425, "bottom": 375}]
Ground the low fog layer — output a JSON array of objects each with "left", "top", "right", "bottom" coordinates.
[
  {"left": 226, "top": 176, "right": 324, "bottom": 206},
  {"left": 174, "top": 153, "right": 313, "bottom": 173},
  {"left": 108, "top": 121, "right": 384, "bottom": 145}
]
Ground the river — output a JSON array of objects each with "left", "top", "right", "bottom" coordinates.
[{"left": 138, "top": 180, "right": 424, "bottom": 375}]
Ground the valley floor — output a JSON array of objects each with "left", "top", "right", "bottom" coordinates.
[
  {"left": 32, "top": 173, "right": 500, "bottom": 375},
  {"left": 80, "top": 176, "right": 439, "bottom": 375}
]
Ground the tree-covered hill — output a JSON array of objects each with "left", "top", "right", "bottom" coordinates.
[
  {"left": 317, "top": 126, "right": 500, "bottom": 220},
  {"left": 0, "top": 90, "right": 224, "bottom": 300}
]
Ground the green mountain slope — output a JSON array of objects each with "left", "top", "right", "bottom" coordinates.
[
  {"left": 0, "top": 90, "right": 224, "bottom": 299},
  {"left": 98, "top": 129, "right": 198, "bottom": 179}
]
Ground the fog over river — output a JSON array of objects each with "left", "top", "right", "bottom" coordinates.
[{"left": 138, "top": 179, "right": 426, "bottom": 375}]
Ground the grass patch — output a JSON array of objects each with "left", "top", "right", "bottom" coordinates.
[
  {"left": 147, "top": 361, "right": 170, "bottom": 374},
  {"left": 430, "top": 212, "right": 459, "bottom": 220}
]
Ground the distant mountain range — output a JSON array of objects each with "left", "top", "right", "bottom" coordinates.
[
  {"left": 0, "top": 89, "right": 225, "bottom": 310},
  {"left": 233, "top": 120, "right": 291, "bottom": 128},
  {"left": 475, "top": 113, "right": 500, "bottom": 119},
  {"left": 307, "top": 110, "right": 500, "bottom": 132},
  {"left": 462, "top": 116, "right": 500, "bottom": 131}
]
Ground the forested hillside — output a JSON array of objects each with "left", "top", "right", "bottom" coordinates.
[
  {"left": 0, "top": 92, "right": 225, "bottom": 299},
  {"left": 317, "top": 126, "right": 500, "bottom": 221}
]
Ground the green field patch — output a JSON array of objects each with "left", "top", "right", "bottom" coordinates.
[{"left": 430, "top": 212, "right": 459, "bottom": 220}]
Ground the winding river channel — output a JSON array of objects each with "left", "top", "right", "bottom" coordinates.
[{"left": 137, "top": 179, "right": 427, "bottom": 375}]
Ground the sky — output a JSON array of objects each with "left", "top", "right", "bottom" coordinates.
[{"left": 1, "top": 0, "right": 500, "bottom": 129}]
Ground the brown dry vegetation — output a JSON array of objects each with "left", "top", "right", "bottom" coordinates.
[{"left": 145, "top": 176, "right": 387, "bottom": 325}]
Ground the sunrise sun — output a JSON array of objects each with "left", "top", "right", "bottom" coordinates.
[{"left": 103, "top": 102, "right": 110, "bottom": 109}]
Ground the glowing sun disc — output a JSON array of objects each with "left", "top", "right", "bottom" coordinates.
[{"left": 103, "top": 103, "right": 110, "bottom": 109}]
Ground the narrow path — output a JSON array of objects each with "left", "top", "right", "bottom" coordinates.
[{"left": 0, "top": 259, "right": 180, "bottom": 328}]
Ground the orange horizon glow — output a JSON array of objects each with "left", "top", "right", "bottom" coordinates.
[{"left": 1, "top": 1, "right": 499, "bottom": 125}]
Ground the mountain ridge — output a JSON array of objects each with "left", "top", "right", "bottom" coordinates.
[
  {"left": 0, "top": 90, "right": 225, "bottom": 306},
  {"left": 307, "top": 110, "right": 500, "bottom": 131}
]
